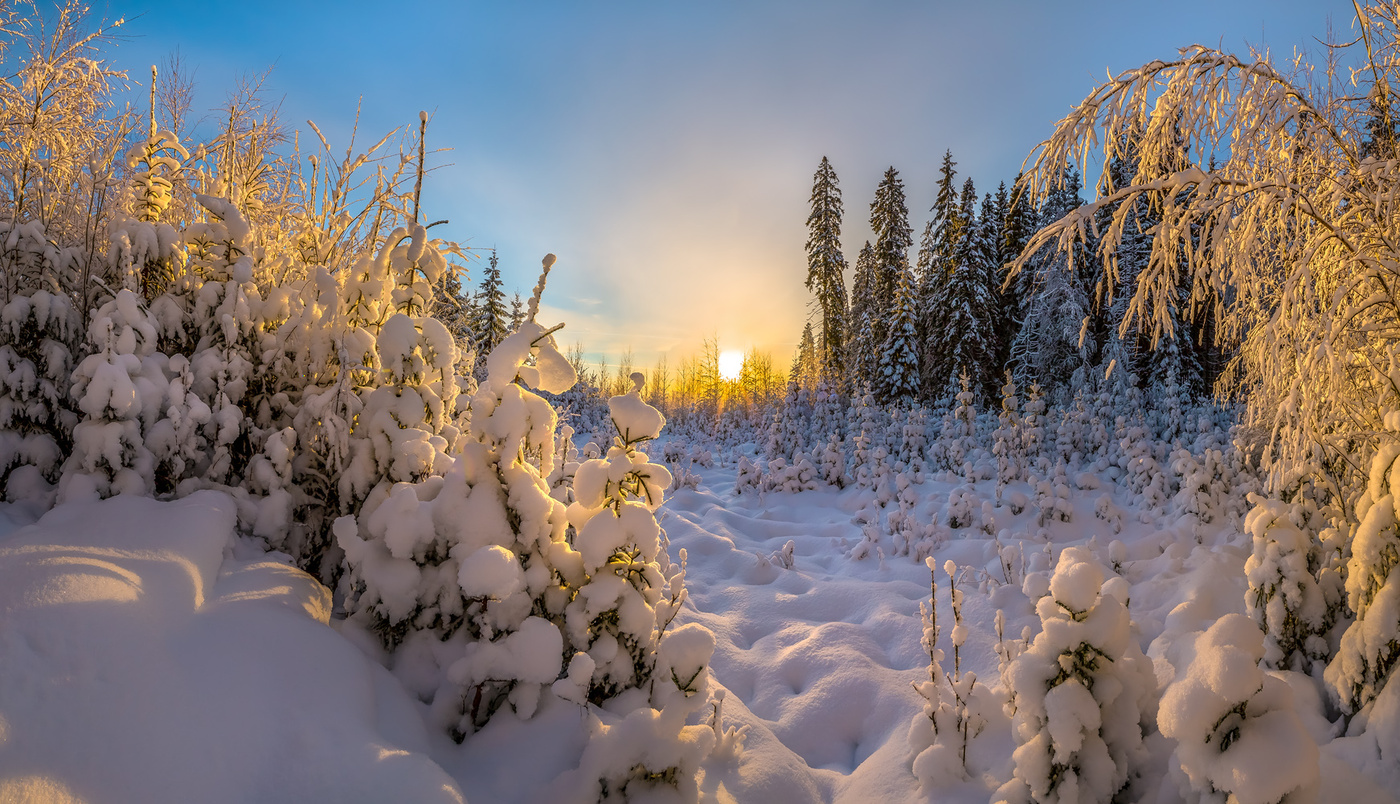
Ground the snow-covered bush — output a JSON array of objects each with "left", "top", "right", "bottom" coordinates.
[
  {"left": 1326, "top": 423, "right": 1400, "bottom": 714},
  {"left": 994, "top": 372, "right": 1021, "bottom": 503},
  {"left": 1034, "top": 459, "right": 1073, "bottom": 526},
  {"left": 58, "top": 289, "right": 164, "bottom": 501},
  {"left": 1243, "top": 496, "right": 1340, "bottom": 672},
  {"left": 565, "top": 371, "right": 694, "bottom": 702},
  {"left": 947, "top": 486, "right": 975, "bottom": 529},
  {"left": 338, "top": 259, "right": 710, "bottom": 754},
  {"left": 1158, "top": 613, "right": 1319, "bottom": 804},
  {"left": 337, "top": 272, "right": 579, "bottom": 735},
  {"left": 995, "top": 546, "right": 1156, "bottom": 804},
  {"left": 0, "top": 279, "right": 79, "bottom": 496},
  {"left": 909, "top": 558, "right": 988, "bottom": 788},
  {"left": 1020, "top": 382, "right": 1047, "bottom": 477},
  {"left": 818, "top": 431, "right": 848, "bottom": 488},
  {"left": 734, "top": 454, "right": 762, "bottom": 494}
]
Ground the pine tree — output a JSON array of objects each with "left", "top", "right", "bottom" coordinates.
[
  {"left": 875, "top": 263, "right": 919, "bottom": 405},
  {"left": 473, "top": 249, "right": 508, "bottom": 358},
  {"left": 918, "top": 151, "right": 962, "bottom": 400},
  {"left": 848, "top": 241, "right": 878, "bottom": 389},
  {"left": 945, "top": 180, "right": 999, "bottom": 402},
  {"left": 997, "top": 547, "right": 1155, "bottom": 804},
  {"left": 805, "top": 157, "right": 850, "bottom": 387},
  {"left": 508, "top": 291, "right": 524, "bottom": 333},
  {"left": 1362, "top": 77, "right": 1398, "bottom": 161},
  {"left": 1009, "top": 164, "right": 1093, "bottom": 401},
  {"left": 870, "top": 167, "right": 913, "bottom": 365},
  {"left": 791, "top": 321, "right": 819, "bottom": 392},
  {"left": 1001, "top": 172, "right": 1038, "bottom": 323}
]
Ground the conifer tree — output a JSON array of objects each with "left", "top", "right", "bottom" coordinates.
[
  {"left": 791, "top": 321, "right": 819, "bottom": 392},
  {"left": 847, "top": 241, "right": 878, "bottom": 389},
  {"left": 989, "top": 181, "right": 1021, "bottom": 373},
  {"left": 432, "top": 259, "right": 474, "bottom": 353},
  {"left": 1000, "top": 173, "right": 1038, "bottom": 323},
  {"left": 805, "top": 157, "right": 850, "bottom": 387},
  {"left": 1362, "top": 78, "right": 1398, "bottom": 161},
  {"left": 925, "top": 177, "right": 997, "bottom": 403},
  {"left": 0, "top": 226, "right": 79, "bottom": 495},
  {"left": 508, "top": 291, "right": 524, "bottom": 333},
  {"left": 1097, "top": 121, "right": 1203, "bottom": 402},
  {"left": 875, "top": 263, "right": 920, "bottom": 405},
  {"left": 870, "top": 167, "right": 913, "bottom": 362},
  {"left": 919, "top": 151, "right": 963, "bottom": 399},
  {"left": 1010, "top": 164, "right": 1093, "bottom": 400},
  {"left": 473, "top": 249, "right": 508, "bottom": 358}
]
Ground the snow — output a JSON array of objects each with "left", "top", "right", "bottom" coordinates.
[
  {"left": 0, "top": 492, "right": 463, "bottom": 803},
  {"left": 3, "top": 436, "right": 1400, "bottom": 802}
]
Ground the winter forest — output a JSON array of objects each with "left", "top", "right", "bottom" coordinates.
[{"left": 3, "top": 1, "right": 1400, "bottom": 803}]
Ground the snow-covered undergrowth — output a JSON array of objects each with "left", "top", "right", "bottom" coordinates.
[{"left": 7, "top": 419, "right": 1400, "bottom": 803}]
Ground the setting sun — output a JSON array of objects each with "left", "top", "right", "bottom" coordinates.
[{"left": 719, "top": 349, "right": 744, "bottom": 381}]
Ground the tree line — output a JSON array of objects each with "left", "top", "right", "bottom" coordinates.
[{"left": 799, "top": 150, "right": 1227, "bottom": 410}]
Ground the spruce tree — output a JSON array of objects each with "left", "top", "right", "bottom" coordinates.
[
  {"left": 847, "top": 241, "right": 878, "bottom": 390},
  {"left": 918, "top": 151, "right": 963, "bottom": 399},
  {"left": 925, "top": 177, "right": 997, "bottom": 403},
  {"left": 1362, "top": 78, "right": 1398, "bottom": 161},
  {"left": 1001, "top": 172, "right": 1038, "bottom": 326},
  {"left": 1098, "top": 121, "right": 1203, "bottom": 402},
  {"left": 1009, "top": 164, "right": 1093, "bottom": 401},
  {"left": 473, "top": 249, "right": 508, "bottom": 358},
  {"left": 805, "top": 157, "right": 850, "bottom": 387},
  {"left": 433, "top": 260, "right": 474, "bottom": 353},
  {"left": 875, "top": 263, "right": 920, "bottom": 405},
  {"left": 792, "top": 321, "right": 819, "bottom": 392},
  {"left": 870, "top": 167, "right": 913, "bottom": 363},
  {"left": 508, "top": 291, "right": 524, "bottom": 333},
  {"left": 974, "top": 193, "right": 1008, "bottom": 400}
]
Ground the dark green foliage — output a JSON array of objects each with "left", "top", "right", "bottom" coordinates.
[{"left": 805, "top": 157, "right": 850, "bottom": 387}]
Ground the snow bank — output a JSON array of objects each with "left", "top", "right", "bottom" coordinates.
[{"left": 0, "top": 491, "right": 463, "bottom": 803}]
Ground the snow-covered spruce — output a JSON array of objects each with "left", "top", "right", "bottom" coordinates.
[
  {"left": 1243, "top": 496, "right": 1341, "bottom": 672},
  {"left": 109, "top": 128, "right": 186, "bottom": 300},
  {"left": 1158, "top": 613, "right": 1319, "bottom": 804},
  {"left": 182, "top": 194, "right": 265, "bottom": 488},
  {"left": 336, "top": 276, "right": 577, "bottom": 736},
  {"left": 734, "top": 454, "right": 762, "bottom": 495},
  {"left": 1326, "top": 419, "right": 1400, "bottom": 715},
  {"left": 0, "top": 281, "right": 79, "bottom": 497},
  {"left": 995, "top": 546, "right": 1156, "bottom": 804},
  {"left": 993, "top": 372, "right": 1021, "bottom": 503},
  {"left": 58, "top": 289, "right": 164, "bottom": 502},
  {"left": 339, "top": 266, "right": 716, "bottom": 791}
]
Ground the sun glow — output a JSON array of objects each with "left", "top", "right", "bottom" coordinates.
[{"left": 719, "top": 350, "right": 744, "bottom": 381}]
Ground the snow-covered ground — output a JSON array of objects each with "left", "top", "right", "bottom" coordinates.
[{"left": 2, "top": 443, "right": 1399, "bottom": 802}]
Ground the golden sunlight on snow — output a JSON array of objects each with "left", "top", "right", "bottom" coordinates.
[{"left": 719, "top": 349, "right": 744, "bottom": 381}]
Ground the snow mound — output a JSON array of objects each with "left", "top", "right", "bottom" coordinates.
[{"left": 0, "top": 491, "right": 463, "bottom": 803}]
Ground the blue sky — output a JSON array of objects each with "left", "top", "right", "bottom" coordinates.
[{"left": 97, "top": 0, "right": 1351, "bottom": 368}]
